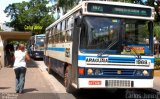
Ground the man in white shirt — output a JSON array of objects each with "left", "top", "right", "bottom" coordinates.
[{"left": 13, "top": 44, "right": 30, "bottom": 94}]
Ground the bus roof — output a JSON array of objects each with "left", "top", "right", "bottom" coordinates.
[
  {"left": 83, "top": 1, "right": 154, "bottom": 8},
  {"left": 46, "top": 1, "right": 154, "bottom": 31}
]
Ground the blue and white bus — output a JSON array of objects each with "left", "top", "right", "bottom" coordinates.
[
  {"left": 27, "top": 34, "right": 45, "bottom": 59},
  {"left": 44, "top": 1, "right": 155, "bottom": 92}
]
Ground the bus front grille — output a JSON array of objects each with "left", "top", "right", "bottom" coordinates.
[
  {"left": 102, "top": 69, "right": 135, "bottom": 76},
  {"left": 105, "top": 80, "right": 132, "bottom": 88}
]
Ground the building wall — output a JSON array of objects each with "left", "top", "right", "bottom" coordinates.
[{"left": 0, "top": 36, "right": 4, "bottom": 68}]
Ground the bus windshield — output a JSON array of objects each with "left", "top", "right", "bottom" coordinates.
[
  {"left": 80, "top": 16, "right": 153, "bottom": 55},
  {"left": 35, "top": 36, "right": 45, "bottom": 51},
  {"left": 36, "top": 36, "right": 44, "bottom": 46}
]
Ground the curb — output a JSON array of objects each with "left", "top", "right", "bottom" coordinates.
[{"left": 36, "top": 61, "right": 67, "bottom": 93}]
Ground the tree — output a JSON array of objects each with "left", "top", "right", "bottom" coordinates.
[
  {"left": 49, "top": 0, "right": 76, "bottom": 20},
  {"left": 4, "top": 0, "right": 54, "bottom": 34}
]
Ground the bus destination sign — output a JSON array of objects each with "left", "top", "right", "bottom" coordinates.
[{"left": 87, "top": 3, "right": 151, "bottom": 17}]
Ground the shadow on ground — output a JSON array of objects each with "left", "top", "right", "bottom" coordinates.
[
  {"left": 23, "top": 88, "right": 39, "bottom": 93},
  {"left": 26, "top": 59, "right": 39, "bottom": 68}
]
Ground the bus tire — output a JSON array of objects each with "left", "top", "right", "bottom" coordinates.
[
  {"left": 48, "top": 58, "right": 52, "bottom": 74},
  {"left": 48, "top": 66, "right": 52, "bottom": 74},
  {"left": 64, "top": 66, "right": 73, "bottom": 93}
]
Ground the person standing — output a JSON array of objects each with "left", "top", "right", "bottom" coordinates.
[
  {"left": 13, "top": 44, "right": 30, "bottom": 94},
  {"left": 5, "top": 43, "right": 14, "bottom": 67},
  {"left": 5, "top": 43, "right": 11, "bottom": 67}
]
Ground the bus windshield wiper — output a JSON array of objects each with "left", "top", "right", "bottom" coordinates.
[{"left": 97, "top": 40, "right": 118, "bottom": 57}]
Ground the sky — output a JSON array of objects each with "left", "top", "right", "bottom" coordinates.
[
  {"left": 0, "top": 0, "right": 54, "bottom": 23},
  {"left": 0, "top": 0, "right": 29, "bottom": 23}
]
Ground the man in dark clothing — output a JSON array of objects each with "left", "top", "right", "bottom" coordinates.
[{"left": 5, "top": 43, "right": 14, "bottom": 67}]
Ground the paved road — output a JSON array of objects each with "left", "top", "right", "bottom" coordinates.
[{"left": 1, "top": 60, "right": 160, "bottom": 99}]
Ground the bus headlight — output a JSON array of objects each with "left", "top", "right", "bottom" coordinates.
[
  {"left": 87, "top": 68, "right": 93, "bottom": 75},
  {"left": 95, "top": 69, "right": 103, "bottom": 75},
  {"left": 135, "top": 70, "right": 143, "bottom": 76},
  {"left": 143, "top": 70, "right": 149, "bottom": 76},
  {"left": 135, "top": 70, "right": 149, "bottom": 76},
  {"left": 35, "top": 53, "right": 39, "bottom": 55}
]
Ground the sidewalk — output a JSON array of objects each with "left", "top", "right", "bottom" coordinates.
[
  {"left": 0, "top": 60, "right": 55, "bottom": 93},
  {"left": 153, "top": 70, "right": 160, "bottom": 91},
  {"left": 154, "top": 69, "right": 160, "bottom": 76},
  {"left": 0, "top": 60, "right": 75, "bottom": 99}
]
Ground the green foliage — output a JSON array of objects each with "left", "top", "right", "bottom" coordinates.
[
  {"left": 4, "top": 0, "right": 54, "bottom": 34},
  {"left": 10, "top": 41, "right": 27, "bottom": 45},
  {"left": 154, "top": 23, "right": 160, "bottom": 39},
  {"left": 50, "top": 0, "right": 76, "bottom": 15},
  {"left": 155, "top": 57, "right": 160, "bottom": 65},
  {"left": 155, "top": 57, "right": 160, "bottom": 69}
]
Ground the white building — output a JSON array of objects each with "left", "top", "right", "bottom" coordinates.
[{"left": 0, "top": 23, "right": 14, "bottom": 31}]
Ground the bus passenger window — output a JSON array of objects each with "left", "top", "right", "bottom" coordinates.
[
  {"left": 66, "top": 30, "right": 72, "bottom": 42},
  {"left": 51, "top": 35, "right": 54, "bottom": 44},
  {"left": 55, "top": 34, "right": 59, "bottom": 43},
  {"left": 61, "top": 31, "right": 65, "bottom": 42}
]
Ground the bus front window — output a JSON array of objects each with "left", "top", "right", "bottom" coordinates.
[
  {"left": 80, "top": 16, "right": 153, "bottom": 55},
  {"left": 36, "top": 37, "right": 45, "bottom": 51}
]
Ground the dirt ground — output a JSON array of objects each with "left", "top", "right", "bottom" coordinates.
[{"left": 154, "top": 69, "right": 160, "bottom": 76}]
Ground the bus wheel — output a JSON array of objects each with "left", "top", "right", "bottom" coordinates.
[
  {"left": 48, "top": 58, "right": 52, "bottom": 74},
  {"left": 48, "top": 66, "right": 52, "bottom": 74},
  {"left": 64, "top": 66, "right": 73, "bottom": 93}
]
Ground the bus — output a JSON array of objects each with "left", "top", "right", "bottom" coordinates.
[
  {"left": 44, "top": 1, "right": 155, "bottom": 92},
  {"left": 27, "top": 34, "right": 45, "bottom": 59}
]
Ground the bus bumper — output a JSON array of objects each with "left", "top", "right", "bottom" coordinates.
[{"left": 78, "top": 78, "right": 153, "bottom": 88}]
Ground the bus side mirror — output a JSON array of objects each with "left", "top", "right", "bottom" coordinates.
[{"left": 75, "top": 16, "right": 82, "bottom": 27}]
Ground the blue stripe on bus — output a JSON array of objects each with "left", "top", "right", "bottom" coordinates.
[
  {"left": 108, "top": 56, "right": 136, "bottom": 63},
  {"left": 46, "top": 48, "right": 154, "bottom": 63},
  {"left": 48, "top": 47, "right": 65, "bottom": 52},
  {"left": 79, "top": 75, "right": 153, "bottom": 79},
  {"left": 78, "top": 55, "right": 154, "bottom": 63}
]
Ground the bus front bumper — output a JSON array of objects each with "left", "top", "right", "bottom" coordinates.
[{"left": 78, "top": 78, "right": 153, "bottom": 89}]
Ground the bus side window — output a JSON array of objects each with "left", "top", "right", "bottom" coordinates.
[
  {"left": 45, "top": 31, "right": 49, "bottom": 48},
  {"left": 57, "top": 23, "right": 61, "bottom": 43},
  {"left": 49, "top": 30, "right": 52, "bottom": 45},
  {"left": 65, "top": 19, "right": 68, "bottom": 42},
  {"left": 65, "top": 16, "right": 74, "bottom": 42},
  {"left": 54, "top": 25, "right": 58, "bottom": 43},
  {"left": 51, "top": 27, "right": 55, "bottom": 44},
  {"left": 61, "top": 20, "right": 66, "bottom": 42},
  {"left": 66, "top": 30, "right": 72, "bottom": 42},
  {"left": 66, "top": 18, "right": 72, "bottom": 42}
]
